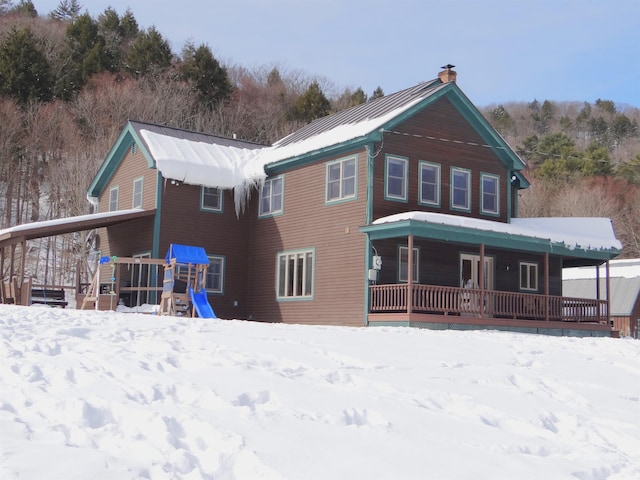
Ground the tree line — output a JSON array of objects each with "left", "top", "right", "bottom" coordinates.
[{"left": 0, "top": 1, "right": 638, "bottom": 286}]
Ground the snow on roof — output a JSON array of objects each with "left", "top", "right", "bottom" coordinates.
[
  {"left": 372, "top": 211, "right": 622, "bottom": 252},
  {"left": 138, "top": 96, "right": 426, "bottom": 192},
  {"left": 0, "top": 209, "right": 146, "bottom": 236},
  {"left": 563, "top": 258, "right": 640, "bottom": 280}
]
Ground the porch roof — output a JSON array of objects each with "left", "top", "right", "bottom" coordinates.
[{"left": 360, "top": 211, "right": 622, "bottom": 262}]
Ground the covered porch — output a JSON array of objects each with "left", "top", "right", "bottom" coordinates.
[{"left": 360, "top": 212, "right": 622, "bottom": 337}]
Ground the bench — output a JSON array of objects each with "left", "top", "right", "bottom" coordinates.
[{"left": 31, "top": 288, "right": 68, "bottom": 308}]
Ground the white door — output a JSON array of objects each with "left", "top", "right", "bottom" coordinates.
[{"left": 460, "top": 253, "right": 494, "bottom": 289}]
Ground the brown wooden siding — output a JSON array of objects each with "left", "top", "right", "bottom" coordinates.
[
  {"left": 372, "top": 97, "right": 510, "bottom": 222},
  {"left": 97, "top": 145, "right": 157, "bottom": 213},
  {"left": 158, "top": 183, "right": 249, "bottom": 319},
  {"left": 246, "top": 148, "right": 369, "bottom": 326}
]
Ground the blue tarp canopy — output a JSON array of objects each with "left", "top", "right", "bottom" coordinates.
[{"left": 165, "top": 244, "right": 210, "bottom": 265}]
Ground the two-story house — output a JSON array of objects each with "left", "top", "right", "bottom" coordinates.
[{"left": 86, "top": 66, "right": 622, "bottom": 336}]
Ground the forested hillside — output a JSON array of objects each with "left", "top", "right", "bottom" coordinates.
[{"left": 1, "top": 1, "right": 638, "bottom": 286}]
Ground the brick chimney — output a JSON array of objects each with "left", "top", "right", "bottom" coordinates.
[{"left": 438, "top": 64, "right": 457, "bottom": 84}]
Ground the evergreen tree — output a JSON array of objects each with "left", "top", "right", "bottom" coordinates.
[
  {"left": 50, "top": 0, "right": 81, "bottom": 21},
  {"left": 97, "top": 7, "right": 138, "bottom": 72},
  {"left": 180, "top": 42, "right": 232, "bottom": 109},
  {"left": 616, "top": 153, "right": 640, "bottom": 185},
  {"left": 0, "top": 27, "right": 52, "bottom": 104},
  {"left": 488, "top": 105, "right": 515, "bottom": 136},
  {"left": 293, "top": 81, "right": 331, "bottom": 122},
  {"left": 370, "top": 86, "right": 384, "bottom": 100},
  {"left": 126, "top": 26, "right": 172, "bottom": 76},
  {"left": 55, "top": 13, "right": 108, "bottom": 99},
  {"left": 350, "top": 87, "right": 367, "bottom": 106},
  {"left": 10, "top": 0, "right": 37, "bottom": 16}
]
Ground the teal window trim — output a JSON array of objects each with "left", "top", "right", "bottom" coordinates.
[
  {"left": 480, "top": 172, "right": 500, "bottom": 217},
  {"left": 200, "top": 186, "right": 223, "bottom": 213},
  {"left": 109, "top": 185, "right": 119, "bottom": 211},
  {"left": 384, "top": 155, "right": 408, "bottom": 202},
  {"left": 418, "top": 160, "right": 441, "bottom": 207},
  {"left": 132, "top": 176, "right": 144, "bottom": 209},
  {"left": 325, "top": 155, "right": 358, "bottom": 204},
  {"left": 276, "top": 247, "right": 315, "bottom": 301},
  {"left": 398, "top": 244, "right": 419, "bottom": 283},
  {"left": 450, "top": 167, "right": 471, "bottom": 212},
  {"left": 519, "top": 261, "right": 539, "bottom": 292},
  {"left": 206, "top": 255, "right": 225, "bottom": 294},
  {"left": 259, "top": 175, "right": 284, "bottom": 217}
]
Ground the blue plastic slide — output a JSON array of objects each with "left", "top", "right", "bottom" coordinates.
[{"left": 189, "top": 287, "right": 216, "bottom": 318}]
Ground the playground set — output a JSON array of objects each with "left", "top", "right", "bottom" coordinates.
[{"left": 79, "top": 243, "right": 216, "bottom": 318}]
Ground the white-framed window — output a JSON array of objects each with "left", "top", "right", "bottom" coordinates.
[
  {"left": 277, "top": 249, "right": 314, "bottom": 299},
  {"left": 326, "top": 156, "right": 357, "bottom": 202},
  {"left": 201, "top": 186, "right": 222, "bottom": 212},
  {"left": 398, "top": 246, "right": 419, "bottom": 283},
  {"left": 132, "top": 177, "right": 143, "bottom": 209},
  {"left": 109, "top": 186, "right": 119, "bottom": 211},
  {"left": 520, "top": 262, "right": 538, "bottom": 291},
  {"left": 481, "top": 173, "right": 499, "bottom": 215},
  {"left": 259, "top": 176, "right": 284, "bottom": 216},
  {"left": 206, "top": 256, "right": 225, "bottom": 293},
  {"left": 419, "top": 161, "right": 441, "bottom": 206},
  {"left": 451, "top": 167, "right": 471, "bottom": 211},
  {"left": 385, "top": 155, "right": 408, "bottom": 201}
]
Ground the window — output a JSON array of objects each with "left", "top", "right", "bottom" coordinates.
[
  {"left": 132, "top": 177, "right": 143, "bottom": 209},
  {"left": 326, "top": 156, "right": 356, "bottom": 202},
  {"left": 385, "top": 155, "right": 408, "bottom": 201},
  {"left": 201, "top": 187, "right": 222, "bottom": 212},
  {"left": 259, "top": 176, "right": 284, "bottom": 216},
  {"left": 481, "top": 174, "right": 499, "bottom": 215},
  {"left": 206, "top": 256, "right": 225, "bottom": 293},
  {"left": 419, "top": 161, "right": 440, "bottom": 206},
  {"left": 277, "top": 249, "right": 314, "bottom": 299},
  {"left": 399, "top": 246, "right": 419, "bottom": 283},
  {"left": 520, "top": 262, "right": 538, "bottom": 291},
  {"left": 451, "top": 168, "right": 471, "bottom": 211},
  {"left": 109, "top": 186, "right": 119, "bottom": 211}
]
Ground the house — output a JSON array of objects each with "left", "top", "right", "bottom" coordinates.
[
  {"left": 81, "top": 66, "right": 623, "bottom": 336},
  {"left": 563, "top": 259, "right": 640, "bottom": 338}
]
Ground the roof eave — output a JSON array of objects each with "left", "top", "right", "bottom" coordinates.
[{"left": 360, "top": 219, "right": 621, "bottom": 261}]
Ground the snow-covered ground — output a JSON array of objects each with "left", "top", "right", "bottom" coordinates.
[{"left": 1, "top": 304, "right": 638, "bottom": 480}]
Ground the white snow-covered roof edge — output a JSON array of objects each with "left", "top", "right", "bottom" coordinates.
[{"left": 371, "top": 211, "right": 623, "bottom": 253}]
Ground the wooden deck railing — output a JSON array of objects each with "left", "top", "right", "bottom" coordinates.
[{"left": 370, "top": 284, "right": 608, "bottom": 323}]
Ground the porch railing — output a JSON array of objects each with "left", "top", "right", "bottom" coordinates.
[{"left": 369, "top": 284, "right": 608, "bottom": 323}]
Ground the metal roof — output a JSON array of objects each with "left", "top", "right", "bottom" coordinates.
[
  {"left": 563, "top": 277, "right": 640, "bottom": 316},
  {"left": 274, "top": 79, "right": 443, "bottom": 147},
  {"left": 129, "top": 120, "right": 265, "bottom": 153}
]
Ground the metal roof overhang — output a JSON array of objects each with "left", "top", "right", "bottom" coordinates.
[
  {"left": 0, "top": 209, "right": 156, "bottom": 249},
  {"left": 359, "top": 219, "right": 621, "bottom": 264}
]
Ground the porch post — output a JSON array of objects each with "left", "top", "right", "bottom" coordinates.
[
  {"left": 595, "top": 264, "right": 601, "bottom": 300},
  {"left": 606, "top": 261, "right": 611, "bottom": 324},
  {"left": 479, "top": 244, "right": 485, "bottom": 318},
  {"left": 407, "top": 234, "right": 414, "bottom": 315},
  {"left": 544, "top": 252, "right": 549, "bottom": 321}
]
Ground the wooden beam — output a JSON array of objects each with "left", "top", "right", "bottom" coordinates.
[
  {"left": 479, "top": 244, "right": 485, "bottom": 318},
  {"left": 407, "top": 234, "right": 414, "bottom": 315},
  {"left": 606, "top": 261, "right": 611, "bottom": 324}
]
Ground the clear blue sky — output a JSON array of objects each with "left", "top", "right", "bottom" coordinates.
[{"left": 33, "top": 0, "right": 640, "bottom": 108}]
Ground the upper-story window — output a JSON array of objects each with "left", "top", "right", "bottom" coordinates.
[
  {"left": 109, "top": 186, "right": 119, "bottom": 211},
  {"left": 419, "top": 161, "right": 441, "bottom": 206},
  {"left": 259, "top": 175, "right": 284, "bottom": 216},
  {"left": 451, "top": 167, "right": 471, "bottom": 211},
  {"left": 385, "top": 155, "right": 408, "bottom": 202},
  {"left": 201, "top": 187, "right": 222, "bottom": 212},
  {"left": 326, "top": 156, "right": 356, "bottom": 203},
  {"left": 481, "top": 174, "right": 499, "bottom": 215},
  {"left": 132, "top": 177, "right": 143, "bottom": 209}
]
